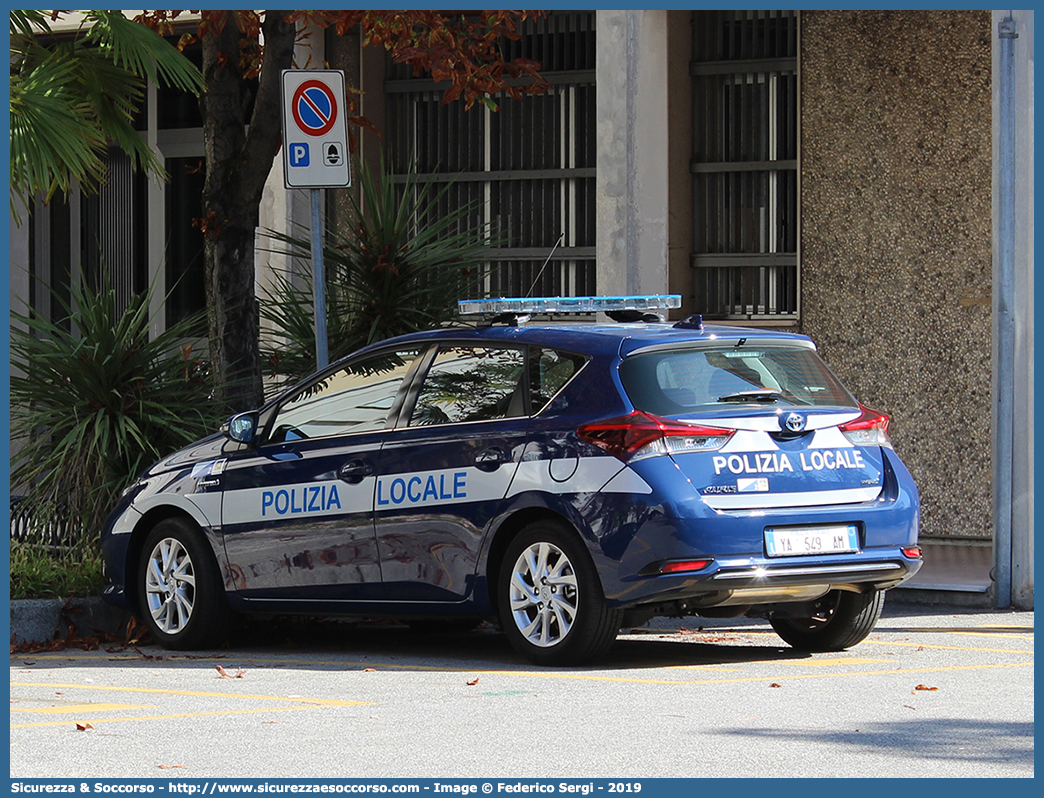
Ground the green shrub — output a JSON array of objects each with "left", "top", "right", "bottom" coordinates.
[
  {"left": 260, "top": 160, "right": 494, "bottom": 390},
  {"left": 9, "top": 539, "right": 106, "bottom": 600},
  {"left": 10, "top": 280, "right": 221, "bottom": 555}
]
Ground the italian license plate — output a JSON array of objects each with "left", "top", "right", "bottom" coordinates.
[{"left": 765, "top": 524, "right": 859, "bottom": 557}]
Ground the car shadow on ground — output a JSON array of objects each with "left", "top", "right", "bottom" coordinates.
[{"left": 209, "top": 615, "right": 811, "bottom": 672}]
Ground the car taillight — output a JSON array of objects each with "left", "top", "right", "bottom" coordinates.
[
  {"left": 902, "top": 546, "right": 922, "bottom": 559},
  {"left": 839, "top": 404, "right": 893, "bottom": 448},
  {"left": 577, "top": 410, "right": 734, "bottom": 462},
  {"left": 658, "top": 559, "right": 713, "bottom": 574}
]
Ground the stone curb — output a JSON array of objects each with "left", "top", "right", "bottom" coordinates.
[
  {"left": 8, "top": 591, "right": 996, "bottom": 647},
  {"left": 9, "top": 597, "right": 134, "bottom": 646}
]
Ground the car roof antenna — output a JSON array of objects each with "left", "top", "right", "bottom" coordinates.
[{"left": 525, "top": 233, "right": 566, "bottom": 298}]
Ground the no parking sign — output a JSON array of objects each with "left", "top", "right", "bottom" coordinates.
[{"left": 281, "top": 70, "right": 351, "bottom": 188}]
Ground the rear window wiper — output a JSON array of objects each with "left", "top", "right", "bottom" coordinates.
[{"left": 716, "top": 389, "right": 786, "bottom": 403}]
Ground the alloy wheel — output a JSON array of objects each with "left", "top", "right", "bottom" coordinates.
[
  {"left": 507, "top": 541, "right": 579, "bottom": 648},
  {"left": 143, "top": 537, "right": 196, "bottom": 634}
]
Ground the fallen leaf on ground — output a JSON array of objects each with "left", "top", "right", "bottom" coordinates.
[
  {"left": 75, "top": 723, "right": 94, "bottom": 731},
  {"left": 914, "top": 684, "right": 939, "bottom": 691},
  {"left": 769, "top": 683, "right": 782, "bottom": 688},
  {"left": 157, "top": 765, "right": 186, "bottom": 770},
  {"left": 467, "top": 677, "right": 480, "bottom": 686},
  {"left": 363, "top": 668, "right": 376, "bottom": 673}
]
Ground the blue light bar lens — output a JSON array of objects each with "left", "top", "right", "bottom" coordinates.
[{"left": 458, "top": 295, "right": 682, "bottom": 315}]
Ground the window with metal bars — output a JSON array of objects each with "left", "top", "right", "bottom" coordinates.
[
  {"left": 28, "top": 146, "right": 149, "bottom": 331},
  {"left": 385, "top": 11, "right": 596, "bottom": 298},
  {"left": 691, "top": 10, "right": 799, "bottom": 320}
]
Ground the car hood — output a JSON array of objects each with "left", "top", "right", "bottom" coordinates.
[{"left": 143, "top": 433, "right": 229, "bottom": 478}]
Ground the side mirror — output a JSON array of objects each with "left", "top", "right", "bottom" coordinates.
[{"left": 224, "top": 412, "right": 258, "bottom": 444}]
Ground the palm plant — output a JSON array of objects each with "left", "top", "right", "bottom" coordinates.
[
  {"left": 260, "top": 161, "right": 495, "bottom": 390},
  {"left": 10, "top": 10, "right": 203, "bottom": 216},
  {"left": 10, "top": 281, "right": 220, "bottom": 552}
]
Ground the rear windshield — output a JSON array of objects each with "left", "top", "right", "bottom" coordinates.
[{"left": 619, "top": 345, "right": 857, "bottom": 416}]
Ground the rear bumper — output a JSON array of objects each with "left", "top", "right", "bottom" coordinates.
[
  {"left": 609, "top": 549, "right": 922, "bottom": 609},
  {"left": 605, "top": 543, "right": 922, "bottom": 609},
  {"left": 710, "top": 555, "right": 917, "bottom": 588}
]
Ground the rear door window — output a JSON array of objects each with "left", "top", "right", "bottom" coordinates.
[
  {"left": 620, "top": 344, "right": 857, "bottom": 415},
  {"left": 409, "top": 345, "right": 526, "bottom": 426}
]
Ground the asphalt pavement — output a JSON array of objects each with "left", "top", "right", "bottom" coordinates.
[{"left": 9, "top": 602, "right": 1034, "bottom": 779}]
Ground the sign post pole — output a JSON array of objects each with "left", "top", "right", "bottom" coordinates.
[
  {"left": 310, "top": 188, "right": 329, "bottom": 369},
  {"left": 280, "top": 70, "right": 351, "bottom": 372}
]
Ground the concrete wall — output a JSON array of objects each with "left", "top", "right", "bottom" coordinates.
[{"left": 800, "top": 11, "right": 994, "bottom": 539}]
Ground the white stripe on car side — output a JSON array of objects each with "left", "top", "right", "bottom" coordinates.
[
  {"left": 508, "top": 456, "right": 652, "bottom": 496},
  {"left": 129, "top": 492, "right": 221, "bottom": 531},
  {"left": 222, "top": 478, "right": 375, "bottom": 525},
  {"left": 219, "top": 455, "right": 651, "bottom": 526}
]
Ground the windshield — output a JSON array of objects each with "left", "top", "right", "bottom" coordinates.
[{"left": 619, "top": 344, "right": 857, "bottom": 416}]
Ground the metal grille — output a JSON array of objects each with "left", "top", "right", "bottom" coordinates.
[
  {"left": 691, "top": 10, "right": 799, "bottom": 319},
  {"left": 385, "top": 11, "right": 596, "bottom": 298},
  {"left": 10, "top": 497, "right": 79, "bottom": 549},
  {"left": 81, "top": 146, "right": 148, "bottom": 311}
]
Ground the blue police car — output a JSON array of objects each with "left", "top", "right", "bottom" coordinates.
[{"left": 100, "top": 295, "right": 921, "bottom": 665}]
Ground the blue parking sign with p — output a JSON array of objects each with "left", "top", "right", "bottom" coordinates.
[{"left": 290, "top": 143, "right": 310, "bottom": 167}]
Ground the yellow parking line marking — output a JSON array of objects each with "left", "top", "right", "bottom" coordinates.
[
  {"left": 558, "top": 660, "right": 1033, "bottom": 685},
  {"left": 12, "top": 650, "right": 1033, "bottom": 688},
  {"left": 9, "top": 683, "right": 371, "bottom": 729},
  {"left": 9, "top": 660, "right": 1031, "bottom": 701},
  {"left": 862, "top": 639, "right": 1034, "bottom": 655},
  {"left": 952, "top": 631, "right": 1034, "bottom": 641},
  {"left": 871, "top": 626, "right": 1034, "bottom": 637},
  {"left": 775, "top": 658, "right": 894, "bottom": 667},
  {"left": 12, "top": 705, "right": 312, "bottom": 729},
  {"left": 9, "top": 682, "right": 370, "bottom": 707},
  {"left": 13, "top": 703, "right": 155, "bottom": 714}
]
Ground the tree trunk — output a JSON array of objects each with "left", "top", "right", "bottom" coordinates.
[{"left": 200, "top": 11, "right": 296, "bottom": 413}]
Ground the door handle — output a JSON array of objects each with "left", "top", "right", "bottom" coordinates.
[
  {"left": 338, "top": 459, "right": 374, "bottom": 484},
  {"left": 475, "top": 446, "right": 509, "bottom": 472}
]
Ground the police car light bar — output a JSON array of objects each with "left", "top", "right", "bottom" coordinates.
[{"left": 458, "top": 295, "right": 682, "bottom": 316}]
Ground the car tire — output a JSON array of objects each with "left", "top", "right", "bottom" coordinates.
[
  {"left": 770, "top": 589, "right": 885, "bottom": 652},
  {"left": 137, "top": 517, "right": 231, "bottom": 650},
  {"left": 498, "top": 521, "right": 622, "bottom": 666}
]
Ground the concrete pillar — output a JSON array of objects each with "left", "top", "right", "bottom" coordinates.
[
  {"left": 596, "top": 10, "right": 670, "bottom": 297},
  {"left": 991, "top": 10, "right": 1034, "bottom": 609}
]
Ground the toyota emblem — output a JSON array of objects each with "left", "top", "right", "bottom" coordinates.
[{"left": 783, "top": 412, "right": 806, "bottom": 433}]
